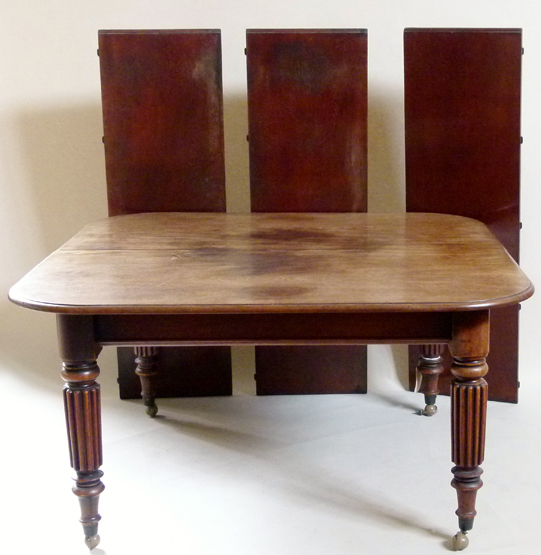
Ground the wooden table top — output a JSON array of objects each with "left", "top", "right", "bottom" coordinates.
[{"left": 9, "top": 213, "right": 533, "bottom": 315}]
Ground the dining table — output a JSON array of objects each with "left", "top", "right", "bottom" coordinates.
[{"left": 8, "top": 211, "right": 534, "bottom": 551}]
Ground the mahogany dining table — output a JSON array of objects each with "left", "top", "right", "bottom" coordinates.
[{"left": 8, "top": 211, "right": 534, "bottom": 551}]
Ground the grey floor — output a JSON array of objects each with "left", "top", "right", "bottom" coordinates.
[{"left": 3, "top": 337, "right": 540, "bottom": 555}]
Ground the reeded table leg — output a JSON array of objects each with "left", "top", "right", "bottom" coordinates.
[
  {"left": 416, "top": 344, "right": 445, "bottom": 416},
  {"left": 448, "top": 311, "right": 489, "bottom": 551},
  {"left": 134, "top": 346, "right": 159, "bottom": 417},
  {"left": 58, "top": 315, "right": 104, "bottom": 550}
]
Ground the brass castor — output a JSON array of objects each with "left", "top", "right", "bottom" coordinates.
[
  {"left": 85, "top": 534, "right": 101, "bottom": 550},
  {"left": 146, "top": 402, "right": 158, "bottom": 418},
  {"left": 422, "top": 403, "right": 438, "bottom": 416},
  {"left": 452, "top": 531, "right": 469, "bottom": 551}
]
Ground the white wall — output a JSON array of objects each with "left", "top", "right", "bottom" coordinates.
[{"left": 1, "top": 1, "right": 539, "bottom": 383}]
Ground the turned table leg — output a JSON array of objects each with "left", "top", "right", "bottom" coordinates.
[
  {"left": 58, "top": 315, "right": 104, "bottom": 550},
  {"left": 416, "top": 344, "right": 445, "bottom": 416},
  {"left": 448, "top": 311, "right": 489, "bottom": 551},
  {"left": 134, "top": 346, "right": 159, "bottom": 417}
]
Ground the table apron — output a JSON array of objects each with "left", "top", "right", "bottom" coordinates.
[{"left": 92, "top": 312, "right": 453, "bottom": 347}]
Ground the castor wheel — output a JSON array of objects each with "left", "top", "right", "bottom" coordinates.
[
  {"left": 85, "top": 534, "right": 101, "bottom": 550},
  {"left": 452, "top": 531, "right": 469, "bottom": 551},
  {"left": 422, "top": 403, "right": 438, "bottom": 416},
  {"left": 146, "top": 403, "right": 158, "bottom": 418}
]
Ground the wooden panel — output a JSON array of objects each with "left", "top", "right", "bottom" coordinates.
[
  {"left": 404, "top": 28, "right": 522, "bottom": 402},
  {"left": 247, "top": 29, "right": 368, "bottom": 212},
  {"left": 246, "top": 29, "right": 368, "bottom": 394},
  {"left": 98, "top": 30, "right": 230, "bottom": 399},
  {"left": 255, "top": 346, "right": 367, "bottom": 395},
  {"left": 99, "top": 29, "right": 226, "bottom": 215}
]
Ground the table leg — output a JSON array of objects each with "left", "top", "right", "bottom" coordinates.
[
  {"left": 448, "top": 311, "right": 489, "bottom": 551},
  {"left": 58, "top": 315, "right": 104, "bottom": 550},
  {"left": 416, "top": 344, "right": 445, "bottom": 416},
  {"left": 134, "top": 346, "right": 159, "bottom": 417}
]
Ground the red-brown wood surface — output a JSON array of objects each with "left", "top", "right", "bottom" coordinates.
[
  {"left": 247, "top": 29, "right": 368, "bottom": 212},
  {"left": 404, "top": 28, "right": 522, "bottom": 402},
  {"left": 99, "top": 30, "right": 231, "bottom": 399},
  {"left": 246, "top": 30, "right": 368, "bottom": 395},
  {"left": 99, "top": 29, "right": 226, "bottom": 215}
]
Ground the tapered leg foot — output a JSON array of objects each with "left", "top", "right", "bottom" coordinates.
[
  {"left": 58, "top": 315, "right": 105, "bottom": 547},
  {"left": 417, "top": 344, "right": 445, "bottom": 416},
  {"left": 451, "top": 466, "right": 484, "bottom": 534},
  {"left": 63, "top": 361, "right": 105, "bottom": 547},
  {"left": 73, "top": 470, "right": 105, "bottom": 549},
  {"left": 135, "top": 346, "right": 159, "bottom": 417}
]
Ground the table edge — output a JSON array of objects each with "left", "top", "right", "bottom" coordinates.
[{"left": 8, "top": 281, "right": 535, "bottom": 315}]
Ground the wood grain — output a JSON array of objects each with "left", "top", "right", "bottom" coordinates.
[
  {"left": 9, "top": 213, "right": 533, "bottom": 314},
  {"left": 99, "top": 30, "right": 226, "bottom": 215},
  {"left": 404, "top": 28, "right": 522, "bottom": 251},
  {"left": 247, "top": 29, "right": 367, "bottom": 212}
]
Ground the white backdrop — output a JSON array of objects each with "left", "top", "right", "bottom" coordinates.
[{"left": 1, "top": 0, "right": 538, "bottom": 376}]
